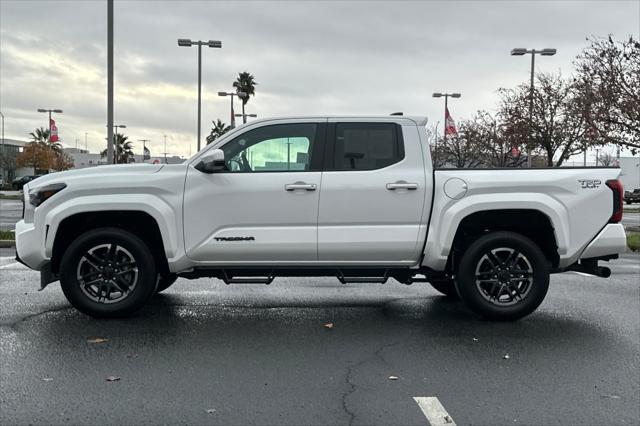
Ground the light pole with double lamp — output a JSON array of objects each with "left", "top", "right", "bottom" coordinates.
[
  {"left": 510, "top": 48, "right": 557, "bottom": 168},
  {"left": 234, "top": 113, "right": 257, "bottom": 122},
  {"left": 431, "top": 93, "right": 460, "bottom": 165},
  {"left": 138, "top": 139, "right": 150, "bottom": 163},
  {"left": 219, "top": 91, "right": 247, "bottom": 129},
  {"left": 37, "top": 108, "right": 63, "bottom": 144},
  {"left": 178, "top": 38, "right": 222, "bottom": 152}
]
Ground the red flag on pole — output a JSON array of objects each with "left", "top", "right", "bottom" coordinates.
[
  {"left": 50, "top": 118, "right": 59, "bottom": 142},
  {"left": 445, "top": 107, "right": 458, "bottom": 137}
]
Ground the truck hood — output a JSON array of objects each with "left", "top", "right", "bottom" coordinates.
[{"left": 25, "top": 164, "right": 165, "bottom": 190}]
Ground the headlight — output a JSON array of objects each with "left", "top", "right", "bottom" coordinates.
[{"left": 29, "top": 183, "right": 67, "bottom": 207}]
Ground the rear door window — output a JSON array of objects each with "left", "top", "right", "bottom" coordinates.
[{"left": 330, "top": 123, "right": 404, "bottom": 171}]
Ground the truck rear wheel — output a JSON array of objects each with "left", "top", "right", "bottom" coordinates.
[
  {"left": 59, "top": 227, "right": 157, "bottom": 318},
  {"left": 455, "top": 231, "right": 549, "bottom": 321}
]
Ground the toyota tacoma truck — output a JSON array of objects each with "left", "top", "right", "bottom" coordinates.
[{"left": 15, "top": 116, "right": 627, "bottom": 320}]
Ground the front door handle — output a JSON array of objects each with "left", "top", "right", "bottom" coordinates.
[
  {"left": 386, "top": 181, "right": 418, "bottom": 190},
  {"left": 285, "top": 182, "right": 317, "bottom": 191}
]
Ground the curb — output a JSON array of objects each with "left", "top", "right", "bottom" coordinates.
[{"left": 0, "top": 240, "right": 15, "bottom": 248}]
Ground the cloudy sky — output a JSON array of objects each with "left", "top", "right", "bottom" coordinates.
[{"left": 1, "top": 0, "right": 638, "bottom": 159}]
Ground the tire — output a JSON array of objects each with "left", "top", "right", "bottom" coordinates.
[
  {"left": 59, "top": 227, "right": 157, "bottom": 318},
  {"left": 429, "top": 279, "right": 459, "bottom": 298},
  {"left": 156, "top": 273, "right": 178, "bottom": 293},
  {"left": 455, "top": 231, "right": 549, "bottom": 321}
]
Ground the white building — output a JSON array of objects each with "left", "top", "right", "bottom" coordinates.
[
  {"left": 64, "top": 147, "right": 108, "bottom": 169},
  {"left": 1, "top": 138, "right": 32, "bottom": 180},
  {"left": 619, "top": 156, "right": 640, "bottom": 191}
]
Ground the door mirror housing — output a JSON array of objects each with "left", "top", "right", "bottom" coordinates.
[{"left": 195, "top": 149, "right": 226, "bottom": 173}]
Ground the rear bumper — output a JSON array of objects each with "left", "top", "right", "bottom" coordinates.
[{"left": 580, "top": 223, "right": 627, "bottom": 259}]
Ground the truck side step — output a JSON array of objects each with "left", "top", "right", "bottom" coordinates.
[
  {"left": 337, "top": 270, "right": 389, "bottom": 284},
  {"left": 222, "top": 270, "right": 275, "bottom": 285}
]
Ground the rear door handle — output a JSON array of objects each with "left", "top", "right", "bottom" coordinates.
[
  {"left": 386, "top": 181, "right": 418, "bottom": 190},
  {"left": 285, "top": 182, "right": 317, "bottom": 191}
]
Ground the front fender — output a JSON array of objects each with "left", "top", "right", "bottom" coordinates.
[{"left": 42, "top": 194, "right": 180, "bottom": 259}]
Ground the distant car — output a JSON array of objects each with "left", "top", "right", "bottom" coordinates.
[
  {"left": 11, "top": 175, "right": 41, "bottom": 190},
  {"left": 624, "top": 188, "right": 640, "bottom": 204}
]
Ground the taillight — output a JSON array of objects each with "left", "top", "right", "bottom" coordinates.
[{"left": 605, "top": 179, "right": 624, "bottom": 223}]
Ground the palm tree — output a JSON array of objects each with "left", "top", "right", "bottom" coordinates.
[
  {"left": 29, "top": 127, "right": 62, "bottom": 152},
  {"left": 232, "top": 72, "right": 257, "bottom": 124},
  {"left": 101, "top": 133, "right": 135, "bottom": 164},
  {"left": 206, "top": 119, "right": 231, "bottom": 145},
  {"left": 29, "top": 127, "right": 49, "bottom": 144}
]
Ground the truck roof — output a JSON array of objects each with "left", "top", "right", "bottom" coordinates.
[{"left": 240, "top": 115, "right": 429, "bottom": 127}]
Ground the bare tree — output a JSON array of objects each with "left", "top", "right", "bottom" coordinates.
[
  {"left": 427, "top": 124, "right": 448, "bottom": 168},
  {"left": 596, "top": 151, "right": 617, "bottom": 167},
  {"left": 465, "top": 111, "right": 526, "bottom": 168},
  {"left": 437, "top": 125, "right": 485, "bottom": 169},
  {"left": 574, "top": 35, "right": 640, "bottom": 153},
  {"left": 499, "top": 73, "right": 594, "bottom": 167}
]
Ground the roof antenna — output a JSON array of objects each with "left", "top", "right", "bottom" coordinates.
[{"left": 390, "top": 112, "right": 403, "bottom": 116}]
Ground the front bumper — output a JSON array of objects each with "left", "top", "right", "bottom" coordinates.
[
  {"left": 580, "top": 223, "right": 627, "bottom": 259},
  {"left": 15, "top": 219, "right": 48, "bottom": 270}
]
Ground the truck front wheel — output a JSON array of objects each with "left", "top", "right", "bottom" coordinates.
[
  {"left": 59, "top": 227, "right": 157, "bottom": 318},
  {"left": 455, "top": 231, "right": 549, "bottom": 321}
]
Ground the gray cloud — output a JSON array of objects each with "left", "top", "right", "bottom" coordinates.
[{"left": 1, "top": 0, "right": 638, "bottom": 157}]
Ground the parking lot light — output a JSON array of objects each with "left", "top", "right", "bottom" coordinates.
[{"left": 178, "top": 37, "right": 222, "bottom": 151}]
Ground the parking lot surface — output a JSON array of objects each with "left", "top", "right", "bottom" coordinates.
[{"left": 0, "top": 253, "right": 638, "bottom": 425}]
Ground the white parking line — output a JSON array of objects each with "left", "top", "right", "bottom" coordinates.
[
  {"left": 414, "top": 397, "right": 456, "bottom": 426},
  {"left": 0, "top": 262, "right": 21, "bottom": 269}
]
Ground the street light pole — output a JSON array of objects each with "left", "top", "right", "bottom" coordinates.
[
  {"left": 37, "top": 108, "right": 63, "bottom": 174},
  {"left": 107, "top": 0, "right": 114, "bottom": 164},
  {"left": 432, "top": 92, "right": 461, "bottom": 166},
  {"left": 178, "top": 38, "right": 222, "bottom": 152},
  {"left": 37, "top": 109, "right": 63, "bottom": 143},
  {"left": 234, "top": 113, "right": 257, "bottom": 122},
  {"left": 511, "top": 48, "right": 557, "bottom": 168},
  {"left": 163, "top": 134, "right": 168, "bottom": 164},
  {"left": 197, "top": 42, "right": 202, "bottom": 153},
  {"left": 106, "top": 124, "right": 126, "bottom": 163},
  {"left": 0, "top": 111, "right": 4, "bottom": 156},
  {"left": 528, "top": 52, "right": 535, "bottom": 168},
  {"left": 138, "top": 139, "right": 150, "bottom": 163},
  {"left": 219, "top": 91, "right": 247, "bottom": 128}
]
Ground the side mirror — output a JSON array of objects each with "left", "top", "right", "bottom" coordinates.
[{"left": 195, "top": 149, "right": 226, "bottom": 173}]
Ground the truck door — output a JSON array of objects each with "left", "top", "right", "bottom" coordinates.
[
  {"left": 317, "top": 120, "right": 428, "bottom": 264},
  {"left": 183, "top": 120, "right": 326, "bottom": 264}
]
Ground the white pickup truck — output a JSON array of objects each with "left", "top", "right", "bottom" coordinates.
[{"left": 15, "top": 116, "right": 627, "bottom": 320}]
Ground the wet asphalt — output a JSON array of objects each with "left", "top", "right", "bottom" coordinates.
[{"left": 0, "top": 253, "right": 639, "bottom": 426}]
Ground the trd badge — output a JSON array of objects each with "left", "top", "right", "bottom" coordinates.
[{"left": 578, "top": 179, "right": 601, "bottom": 189}]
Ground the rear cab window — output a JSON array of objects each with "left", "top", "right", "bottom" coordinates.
[{"left": 327, "top": 122, "right": 404, "bottom": 171}]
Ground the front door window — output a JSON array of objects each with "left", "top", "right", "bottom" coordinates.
[{"left": 221, "top": 123, "right": 317, "bottom": 172}]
